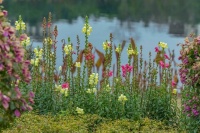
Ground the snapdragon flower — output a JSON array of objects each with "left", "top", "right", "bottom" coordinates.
[
  {"left": 118, "top": 94, "right": 128, "bottom": 103},
  {"left": 64, "top": 44, "right": 73, "bottom": 55},
  {"left": 76, "top": 107, "right": 84, "bottom": 114},
  {"left": 158, "top": 42, "right": 168, "bottom": 49},
  {"left": 82, "top": 24, "right": 92, "bottom": 36},
  {"left": 89, "top": 73, "right": 98, "bottom": 86}
]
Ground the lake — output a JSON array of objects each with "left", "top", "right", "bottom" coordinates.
[{"left": 3, "top": 0, "right": 200, "bottom": 89}]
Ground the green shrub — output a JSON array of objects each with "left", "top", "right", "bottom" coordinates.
[{"left": 2, "top": 112, "right": 179, "bottom": 133}]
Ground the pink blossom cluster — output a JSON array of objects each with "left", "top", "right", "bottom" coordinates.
[
  {"left": 0, "top": 7, "right": 33, "bottom": 118},
  {"left": 178, "top": 35, "right": 200, "bottom": 85},
  {"left": 121, "top": 64, "right": 133, "bottom": 77}
]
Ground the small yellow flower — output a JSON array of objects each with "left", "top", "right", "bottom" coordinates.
[
  {"left": 75, "top": 62, "right": 81, "bottom": 67},
  {"left": 127, "top": 48, "right": 138, "bottom": 56},
  {"left": 105, "top": 84, "right": 111, "bottom": 92},
  {"left": 64, "top": 45, "right": 73, "bottom": 55},
  {"left": 86, "top": 89, "right": 92, "bottom": 94},
  {"left": 76, "top": 107, "right": 84, "bottom": 115},
  {"left": 55, "top": 84, "right": 62, "bottom": 91},
  {"left": 30, "top": 58, "right": 39, "bottom": 66},
  {"left": 82, "top": 24, "right": 92, "bottom": 35},
  {"left": 21, "top": 37, "right": 30, "bottom": 46},
  {"left": 118, "top": 94, "right": 128, "bottom": 103},
  {"left": 172, "top": 89, "right": 177, "bottom": 95},
  {"left": 115, "top": 47, "right": 121, "bottom": 53},
  {"left": 158, "top": 42, "right": 168, "bottom": 49},
  {"left": 89, "top": 73, "right": 98, "bottom": 86},
  {"left": 15, "top": 20, "right": 26, "bottom": 31},
  {"left": 102, "top": 41, "right": 111, "bottom": 50}
]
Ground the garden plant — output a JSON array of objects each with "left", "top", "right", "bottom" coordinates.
[{"left": 0, "top": 1, "right": 200, "bottom": 132}]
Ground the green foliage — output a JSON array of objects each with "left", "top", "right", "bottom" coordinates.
[{"left": 2, "top": 112, "right": 178, "bottom": 133}]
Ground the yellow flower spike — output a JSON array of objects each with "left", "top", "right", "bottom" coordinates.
[
  {"left": 82, "top": 23, "right": 92, "bottom": 35},
  {"left": 172, "top": 89, "right": 177, "bottom": 95},
  {"left": 75, "top": 62, "right": 81, "bottom": 67},
  {"left": 115, "top": 47, "right": 121, "bottom": 53},
  {"left": 86, "top": 89, "right": 92, "bottom": 94},
  {"left": 118, "top": 94, "right": 128, "bottom": 103},
  {"left": 158, "top": 42, "right": 168, "bottom": 49}
]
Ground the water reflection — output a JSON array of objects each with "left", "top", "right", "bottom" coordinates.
[
  {"left": 31, "top": 17, "right": 183, "bottom": 68},
  {"left": 4, "top": 0, "right": 200, "bottom": 67}
]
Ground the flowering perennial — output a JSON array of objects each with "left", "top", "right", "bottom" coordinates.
[
  {"left": 118, "top": 94, "right": 128, "bottom": 103},
  {"left": 82, "top": 24, "right": 92, "bottom": 36},
  {"left": 89, "top": 73, "right": 98, "bottom": 86},
  {"left": 158, "top": 42, "right": 168, "bottom": 49},
  {"left": 127, "top": 48, "right": 138, "bottom": 56},
  {"left": 102, "top": 41, "right": 111, "bottom": 50},
  {"left": 121, "top": 64, "right": 133, "bottom": 77},
  {"left": 64, "top": 44, "right": 73, "bottom": 55}
]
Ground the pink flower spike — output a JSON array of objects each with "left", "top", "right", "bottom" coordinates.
[
  {"left": 164, "top": 54, "right": 170, "bottom": 60},
  {"left": 171, "top": 80, "right": 177, "bottom": 87},
  {"left": 14, "top": 109, "right": 21, "bottom": 117},
  {"left": 62, "top": 82, "right": 69, "bottom": 89},
  {"left": 108, "top": 71, "right": 113, "bottom": 77},
  {"left": 165, "top": 63, "right": 170, "bottom": 68},
  {"left": 155, "top": 47, "right": 159, "bottom": 52},
  {"left": 159, "top": 61, "right": 165, "bottom": 68}
]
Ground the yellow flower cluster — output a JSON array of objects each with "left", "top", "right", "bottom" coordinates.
[
  {"left": 86, "top": 88, "right": 97, "bottom": 94},
  {"left": 21, "top": 37, "right": 30, "bottom": 47},
  {"left": 34, "top": 48, "right": 43, "bottom": 59},
  {"left": 54, "top": 84, "right": 68, "bottom": 97},
  {"left": 104, "top": 84, "right": 111, "bottom": 92},
  {"left": 44, "top": 37, "right": 53, "bottom": 45},
  {"left": 76, "top": 107, "right": 84, "bottom": 115},
  {"left": 115, "top": 46, "right": 121, "bottom": 53},
  {"left": 118, "top": 94, "right": 128, "bottom": 103},
  {"left": 82, "top": 24, "right": 92, "bottom": 36},
  {"left": 89, "top": 73, "right": 98, "bottom": 86},
  {"left": 102, "top": 41, "right": 111, "bottom": 50},
  {"left": 172, "top": 89, "right": 177, "bottom": 95},
  {"left": 15, "top": 20, "right": 26, "bottom": 31},
  {"left": 158, "top": 42, "right": 168, "bottom": 49},
  {"left": 30, "top": 48, "right": 43, "bottom": 66},
  {"left": 75, "top": 62, "right": 81, "bottom": 67},
  {"left": 127, "top": 48, "right": 138, "bottom": 56},
  {"left": 64, "top": 44, "right": 73, "bottom": 55}
]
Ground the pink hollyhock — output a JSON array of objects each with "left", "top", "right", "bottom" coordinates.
[
  {"left": 155, "top": 47, "right": 159, "bottom": 52},
  {"left": 14, "top": 109, "right": 21, "bottom": 117},
  {"left": 62, "top": 82, "right": 69, "bottom": 89},
  {"left": 164, "top": 54, "right": 170, "bottom": 60}
]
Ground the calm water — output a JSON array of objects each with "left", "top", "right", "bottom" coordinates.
[{"left": 4, "top": 0, "right": 200, "bottom": 68}]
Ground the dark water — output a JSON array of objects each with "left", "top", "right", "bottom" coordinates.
[{"left": 3, "top": 0, "right": 200, "bottom": 67}]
